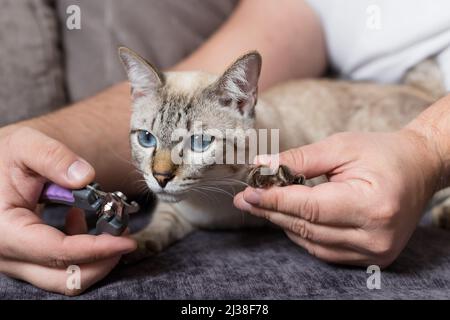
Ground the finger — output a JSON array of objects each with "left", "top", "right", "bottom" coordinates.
[
  {"left": 285, "top": 231, "right": 372, "bottom": 266},
  {"left": 0, "top": 255, "right": 121, "bottom": 296},
  {"left": 11, "top": 128, "right": 95, "bottom": 188},
  {"left": 4, "top": 208, "right": 137, "bottom": 267},
  {"left": 243, "top": 206, "right": 367, "bottom": 249},
  {"left": 235, "top": 182, "right": 367, "bottom": 226},
  {"left": 255, "top": 134, "right": 352, "bottom": 179},
  {"left": 65, "top": 208, "right": 88, "bottom": 235}
]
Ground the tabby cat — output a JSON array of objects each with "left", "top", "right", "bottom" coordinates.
[{"left": 118, "top": 47, "right": 448, "bottom": 258}]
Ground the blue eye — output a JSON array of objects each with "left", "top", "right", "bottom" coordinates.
[
  {"left": 191, "top": 134, "right": 215, "bottom": 152},
  {"left": 137, "top": 130, "right": 157, "bottom": 148}
]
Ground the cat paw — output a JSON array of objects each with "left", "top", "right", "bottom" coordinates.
[
  {"left": 120, "top": 232, "right": 167, "bottom": 265},
  {"left": 121, "top": 248, "right": 156, "bottom": 265},
  {"left": 247, "top": 165, "right": 305, "bottom": 188},
  {"left": 432, "top": 199, "right": 450, "bottom": 229}
]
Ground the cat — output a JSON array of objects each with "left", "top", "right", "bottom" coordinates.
[{"left": 118, "top": 46, "right": 449, "bottom": 259}]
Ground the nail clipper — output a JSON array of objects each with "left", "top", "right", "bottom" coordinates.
[{"left": 39, "top": 183, "right": 139, "bottom": 236}]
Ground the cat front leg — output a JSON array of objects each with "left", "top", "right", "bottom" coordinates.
[
  {"left": 431, "top": 188, "right": 450, "bottom": 229},
  {"left": 123, "top": 203, "right": 195, "bottom": 264}
]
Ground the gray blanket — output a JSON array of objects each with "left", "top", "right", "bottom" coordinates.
[{"left": 1, "top": 208, "right": 449, "bottom": 299}]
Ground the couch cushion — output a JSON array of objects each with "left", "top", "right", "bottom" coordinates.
[
  {"left": 0, "top": 0, "right": 66, "bottom": 126},
  {"left": 57, "top": 0, "right": 238, "bottom": 102},
  {"left": 1, "top": 208, "right": 450, "bottom": 299}
]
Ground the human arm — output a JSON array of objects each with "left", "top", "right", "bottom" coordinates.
[
  {"left": 174, "top": 0, "right": 326, "bottom": 90},
  {"left": 0, "top": 0, "right": 326, "bottom": 294}
]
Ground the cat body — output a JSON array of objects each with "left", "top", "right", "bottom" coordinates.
[{"left": 118, "top": 47, "right": 440, "bottom": 256}]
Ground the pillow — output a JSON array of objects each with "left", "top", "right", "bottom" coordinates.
[{"left": 0, "top": 0, "right": 66, "bottom": 126}]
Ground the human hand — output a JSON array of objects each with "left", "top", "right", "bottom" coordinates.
[
  {"left": 234, "top": 128, "right": 443, "bottom": 267},
  {"left": 0, "top": 127, "right": 136, "bottom": 295}
]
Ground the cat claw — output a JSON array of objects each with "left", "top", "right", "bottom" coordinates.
[{"left": 247, "top": 165, "right": 305, "bottom": 188}]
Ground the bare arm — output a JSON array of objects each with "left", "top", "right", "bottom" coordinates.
[
  {"left": 174, "top": 0, "right": 327, "bottom": 90},
  {"left": 0, "top": 1, "right": 326, "bottom": 294}
]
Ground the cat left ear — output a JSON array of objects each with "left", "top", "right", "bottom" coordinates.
[
  {"left": 118, "top": 46, "right": 164, "bottom": 99},
  {"left": 214, "top": 51, "right": 262, "bottom": 117}
]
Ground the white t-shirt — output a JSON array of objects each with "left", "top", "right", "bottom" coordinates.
[{"left": 305, "top": 0, "right": 450, "bottom": 92}]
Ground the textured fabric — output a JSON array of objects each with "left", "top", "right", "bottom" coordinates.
[
  {"left": 306, "top": 0, "right": 450, "bottom": 91},
  {"left": 0, "top": 0, "right": 66, "bottom": 126},
  {"left": 2, "top": 0, "right": 450, "bottom": 300},
  {"left": 1, "top": 207, "right": 450, "bottom": 299},
  {"left": 56, "top": 0, "right": 238, "bottom": 102}
]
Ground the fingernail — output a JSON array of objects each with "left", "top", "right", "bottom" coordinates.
[
  {"left": 244, "top": 188, "right": 261, "bottom": 205},
  {"left": 67, "top": 160, "right": 92, "bottom": 182}
]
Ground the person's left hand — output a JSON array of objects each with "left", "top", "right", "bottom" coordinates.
[{"left": 234, "top": 128, "right": 444, "bottom": 267}]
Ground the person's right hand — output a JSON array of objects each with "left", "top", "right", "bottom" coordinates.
[{"left": 0, "top": 127, "right": 137, "bottom": 296}]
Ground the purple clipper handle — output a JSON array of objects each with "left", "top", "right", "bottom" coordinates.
[
  {"left": 39, "top": 182, "right": 104, "bottom": 213},
  {"left": 40, "top": 183, "right": 75, "bottom": 206}
]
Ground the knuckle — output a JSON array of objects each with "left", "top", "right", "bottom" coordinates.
[
  {"left": 373, "top": 200, "right": 400, "bottom": 225},
  {"left": 370, "top": 237, "right": 396, "bottom": 260},
  {"left": 40, "top": 140, "right": 72, "bottom": 172},
  {"left": 280, "top": 148, "right": 305, "bottom": 171},
  {"left": 48, "top": 254, "right": 71, "bottom": 269},
  {"left": 271, "top": 189, "right": 284, "bottom": 211},
  {"left": 290, "top": 219, "right": 311, "bottom": 240},
  {"left": 299, "top": 197, "right": 320, "bottom": 222},
  {"left": 42, "top": 140, "right": 65, "bottom": 162},
  {"left": 64, "top": 286, "right": 84, "bottom": 297},
  {"left": 262, "top": 209, "right": 272, "bottom": 222}
]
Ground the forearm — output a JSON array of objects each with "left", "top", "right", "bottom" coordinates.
[
  {"left": 174, "top": 0, "right": 326, "bottom": 90},
  {"left": 407, "top": 94, "right": 450, "bottom": 189},
  {"left": 4, "top": 82, "right": 136, "bottom": 191}
]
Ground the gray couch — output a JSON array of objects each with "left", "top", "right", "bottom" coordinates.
[
  {"left": 2, "top": 207, "right": 450, "bottom": 299},
  {"left": 1, "top": 0, "right": 450, "bottom": 299}
]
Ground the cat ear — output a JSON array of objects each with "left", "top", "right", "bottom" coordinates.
[
  {"left": 214, "top": 51, "right": 262, "bottom": 117},
  {"left": 118, "top": 46, "right": 164, "bottom": 99}
]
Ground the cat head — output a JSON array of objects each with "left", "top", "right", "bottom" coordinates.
[{"left": 119, "top": 47, "right": 262, "bottom": 202}]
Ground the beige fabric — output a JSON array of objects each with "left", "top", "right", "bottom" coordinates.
[
  {"left": 57, "top": 0, "right": 238, "bottom": 102},
  {"left": 0, "top": 0, "right": 66, "bottom": 126}
]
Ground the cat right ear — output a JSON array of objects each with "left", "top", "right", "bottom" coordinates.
[
  {"left": 118, "top": 47, "right": 164, "bottom": 99},
  {"left": 213, "top": 51, "right": 262, "bottom": 117}
]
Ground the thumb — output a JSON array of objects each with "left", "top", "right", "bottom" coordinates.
[
  {"left": 13, "top": 128, "right": 95, "bottom": 188},
  {"left": 255, "top": 135, "right": 345, "bottom": 179}
]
